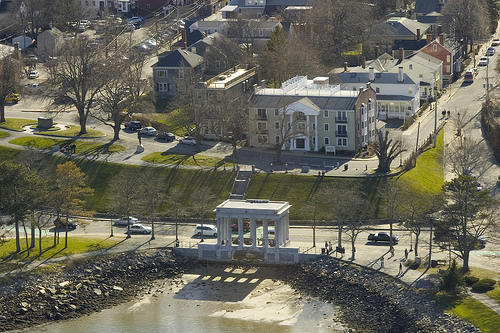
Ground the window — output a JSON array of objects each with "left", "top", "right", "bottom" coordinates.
[
  {"left": 275, "top": 135, "right": 280, "bottom": 144},
  {"left": 157, "top": 70, "right": 166, "bottom": 77},
  {"left": 257, "top": 122, "right": 267, "bottom": 131},
  {"left": 324, "top": 123, "right": 329, "bottom": 131},
  {"left": 433, "top": 44, "right": 437, "bottom": 52},
  {"left": 323, "top": 110, "right": 329, "bottom": 118},
  {"left": 275, "top": 122, "right": 279, "bottom": 129},
  {"left": 408, "top": 105, "right": 412, "bottom": 111},
  {"left": 446, "top": 55, "right": 450, "bottom": 62},
  {"left": 178, "top": 70, "right": 184, "bottom": 78},
  {"left": 376, "top": 87, "right": 380, "bottom": 93},
  {"left": 191, "top": 47, "right": 197, "bottom": 53},
  {"left": 336, "top": 111, "right": 347, "bottom": 122},
  {"left": 446, "top": 65, "right": 451, "bottom": 73},
  {"left": 257, "top": 108, "right": 267, "bottom": 120},
  {"left": 324, "top": 137, "right": 329, "bottom": 145},
  {"left": 312, "top": 123, "right": 315, "bottom": 130},
  {"left": 337, "top": 138, "right": 348, "bottom": 146},
  {"left": 337, "top": 124, "right": 347, "bottom": 137},
  {"left": 274, "top": 109, "right": 279, "bottom": 116},
  {"left": 257, "top": 135, "right": 268, "bottom": 144},
  {"left": 296, "top": 112, "right": 306, "bottom": 120}
]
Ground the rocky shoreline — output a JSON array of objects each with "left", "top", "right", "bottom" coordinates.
[
  {"left": 0, "top": 249, "right": 186, "bottom": 332},
  {"left": 286, "top": 257, "right": 479, "bottom": 333}
]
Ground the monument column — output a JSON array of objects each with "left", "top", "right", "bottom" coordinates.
[
  {"left": 238, "top": 217, "right": 244, "bottom": 249},
  {"left": 216, "top": 218, "right": 221, "bottom": 246},
  {"left": 263, "top": 220, "right": 268, "bottom": 249},
  {"left": 250, "top": 218, "right": 256, "bottom": 248}
]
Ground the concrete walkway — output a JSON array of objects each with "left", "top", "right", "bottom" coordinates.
[{"left": 469, "top": 292, "right": 500, "bottom": 315}]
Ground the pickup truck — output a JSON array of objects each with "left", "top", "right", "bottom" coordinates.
[{"left": 368, "top": 232, "right": 399, "bottom": 244}]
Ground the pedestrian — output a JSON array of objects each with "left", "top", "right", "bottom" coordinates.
[
  {"left": 399, "top": 262, "right": 402, "bottom": 275},
  {"left": 336, "top": 161, "right": 340, "bottom": 169},
  {"left": 390, "top": 247, "right": 395, "bottom": 257},
  {"left": 447, "top": 110, "right": 450, "bottom": 118},
  {"left": 404, "top": 248, "right": 408, "bottom": 260},
  {"left": 325, "top": 241, "right": 328, "bottom": 253},
  {"left": 328, "top": 241, "right": 332, "bottom": 254},
  {"left": 381, "top": 256, "right": 385, "bottom": 268},
  {"left": 72, "top": 144, "right": 76, "bottom": 154}
]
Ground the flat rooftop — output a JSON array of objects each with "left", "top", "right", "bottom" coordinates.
[
  {"left": 216, "top": 199, "right": 291, "bottom": 215},
  {"left": 204, "top": 65, "right": 257, "bottom": 90}
]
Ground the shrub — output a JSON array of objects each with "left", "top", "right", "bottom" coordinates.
[
  {"left": 464, "top": 276, "right": 480, "bottom": 286},
  {"left": 404, "top": 258, "right": 421, "bottom": 270},
  {"left": 440, "top": 259, "right": 463, "bottom": 293},
  {"left": 471, "top": 279, "right": 496, "bottom": 293}
]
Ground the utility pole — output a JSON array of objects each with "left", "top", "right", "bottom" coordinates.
[
  {"left": 433, "top": 100, "right": 437, "bottom": 148},
  {"left": 428, "top": 218, "right": 433, "bottom": 268}
]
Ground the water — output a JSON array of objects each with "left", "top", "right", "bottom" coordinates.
[{"left": 19, "top": 266, "right": 347, "bottom": 333}]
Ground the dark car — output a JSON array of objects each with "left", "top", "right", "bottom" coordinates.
[
  {"left": 125, "top": 121, "right": 142, "bottom": 131},
  {"left": 157, "top": 132, "right": 175, "bottom": 142},
  {"left": 368, "top": 232, "right": 399, "bottom": 244},
  {"left": 54, "top": 217, "right": 77, "bottom": 230}
]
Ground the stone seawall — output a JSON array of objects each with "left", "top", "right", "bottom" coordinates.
[
  {"left": 0, "top": 250, "right": 185, "bottom": 332},
  {"left": 286, "top": 257, "right": 479, "bottom": 333}
]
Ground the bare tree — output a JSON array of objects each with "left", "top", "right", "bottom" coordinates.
[
  {"left": 166, "top": 190, "right": 187, "bottom": 246},
  {"left": 138, "top": 169, "right": 166, "bottom": 240},
  {"left": 447, "top": 136, "right": 489, "bottom": 177},
  {"left": 336, "top": 188, "right": 368, "bottom": 259},
  {"left": 0, "top": 50, "right": 22, "bottom": 123},
  {"left": 110, "top": 169, "right": 142, "bottom": 238},
  {"left": 272, "top": 106, "right": 303, "bottom": 164},
  {"left": 204, "top": 34, "right": 249, "bottom": 75},
  {"left": 50, "top": 38, "right": 107, "bottom": 135},
  {"left": 372, "top": 130, "right": 406, "bottom": 173},
  {"left": 378, "top": 181, "right": 403, "bottom": 253},
  {"left": 190, "top": 185, "right": 216, "bottom": 243},
  {"left": 442, "top": 175, "right": 498, "bottom": 271},
  {"left": 441, "top": 0, "right": 490, "bottom": 47},
  {"left": 449, "top": 109, "right": 469, "bottom": 137}
]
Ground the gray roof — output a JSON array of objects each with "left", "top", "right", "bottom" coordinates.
[
  {"left": 251, "top": 95, "right": 357, "bottom": 110},
  {"left": 377, "top": 95, "right": 414, "bottom": 101},
  {"left": 385, "top": 18, "right": 429, "bottom": 38},
  {"left": 338, "top": 72, "right": 415, "bottom": 85},
  {"left": 153, "top": 49, "right": 204, "bottom": 68},
  {"left": 229, "top": 0, "right": 310, "bottom": 6},
  {"left": 415, "top": 0, "right": 442, "bottom": 15},
  {"left": 191, "top": 32, "right": 226, "bottom": 48}
]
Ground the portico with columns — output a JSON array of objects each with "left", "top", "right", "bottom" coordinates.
[
  {"left": 283, "top": 97, "right": 320, "bottom": 152},
  {"left": 197, "top": 199, "right": 298, "bottom": 264}
]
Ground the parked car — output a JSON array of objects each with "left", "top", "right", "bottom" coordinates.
[
  {"left": 77, "top": 23, "right": 86, "bottom": 32},
  {"left": 54, "top": 217, "right": 77, "bottom": 230},
  {"left": 179, "top": 137, "right": 196, "bottom": 145},
  {"left": 127, "top": 16, "right": 144, "bottom": 27},
  {"left": 476, "top": 182, "right": 483, "bottom": 192},
  {"left": 128, "top": 223, "right": 152, "bottom": 234},
  {"left": 125, "top": 121, "right": 142, "bottom": 131},
  {"left": 54, "top": 95, "right": 72, "bottom": 105},
  {"left": 114, "top": 216, "right": 138, "bottom": 226},
  {"left": 28, "top": 70, "right": 39, "bottom": 79},
  {"left": 231, "top": 221, "right": 250, "bottom": 232},
  {"left": 5, "top": 93, "right": 21, "bottom": 103},
  {"left": 486, "top": 47, "right": 495, "bottom": 56},
  {"left": 194, "top": 224, "right": 217, "bottom": 237},
  {"left": 157, "top": 132, "right": 175, "bottom": 142},
  {"left": 140, "top": 126, "right": 157, "bottom": 136},
  {"left": 492, "top": 38, "right": 500, "bottom": 47},
  {"left": 368, "top": 232, "right": 399, "bottom": 244},
  {"left": 145, "top": 39, "right": 158, "bottom": 48},
  {"left": 464, "top": 70, "right": 475, "bottom": 83},
  {"left": 478, "top": 57, "right": 489, "bottom": 66}
]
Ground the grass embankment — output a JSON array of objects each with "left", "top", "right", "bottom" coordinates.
[
  {"left": 246, "top": 130, "right": 444, "bottom": 219},
  {"left": 0, "top": 118, "right": 36, "bottom": 131},
  {"left": 37, "top": 125, "right": 105, "bottom": 138},
  {"left": 0, "top": 131, "right": 10, "bottom": 138},
  {"left": 9, "top": 137, "right": 125, "bottom": 155},
  {"left": 0, "top": 237, "right": 121, "bottom": 267},
  {"left": 133, "top": 111, "right": 184, "bottom": 136},
  {"left": 435, "top": 292, "right": 500, "bottom": 333},
  {"left": 142, "top": 152, "right": 232, "bottom": 168}
]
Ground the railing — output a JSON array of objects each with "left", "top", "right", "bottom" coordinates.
[
  {"left": 256, "top": 115, "right": 268, "bottom": 121},
  {"left": 336, "top": 131, "right": 348, "bottom": 137},
  {"left": 256, "top": 129, "right": 268, "bottom": 134},
  {"left": 335, "top": 117, "right": 347, "bottom": 123}
]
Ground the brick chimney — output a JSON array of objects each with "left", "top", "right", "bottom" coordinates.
[
  {"left": 426, "top": 33, "right": 432, "bottom": 44},
  {"left": 399, "top": 48, "right": 404, "bottom": 60},
  {"left": 361, "top": 56, "right": 366, "bottom": 69},
  {"left": 368, "top": 67, "right": 375, "bottom": 81},
  {"left": 437, "top": 24, "right": 442, "bottom": 35},
  {"left": 375, "top": 45, "right": 379, "bottom": 58},
  {"left": 439, "top": 33, "right": 444, "bottom": 45},
  {"left": 398, "top": 66, "right": 404, "bottom": 83},
  {"left": 416, "top": 28, "right": 420, "bottom": 40},
  {"left": 181, "top": 28, "right": 187, "bottom": 49},
  {"left": 343, "top": 61, "right": 348, "bottom": 72}
]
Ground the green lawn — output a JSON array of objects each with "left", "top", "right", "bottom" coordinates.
[
  {"left": 246, "top": 130, "right": 444, "bottom": 220},
  {"left": 134, "top": 111, "right": 184, "bottom": 136},
  {"left": 0, "top": 118, "right": 37, "bottom": 131},
  {"left": 0, "top": 130, "right": 10, "bottom": 138},
  {"left": 9, "top": 137, "right": 125, "bottom": 155},
  {"left": 142, "top": 152, "right": 232, "bottom": 168},
  {"left": 37, "top": 125, "right": 105, "bottom": 138},
  {"left": 449, "top": 297, "right": 500, "bottom": 332},
  {"left": 0, "top": 236, "right": 121, "bottom": 264}
]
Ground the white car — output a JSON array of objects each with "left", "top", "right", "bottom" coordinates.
[
  {"left": 114, "top": 216, "right": 138, "bottom": 226},
  {"left": 478, "top": 57, "right": 488, "bottom": 66},
  {"left": 194, "top": 224, "right": 217, "bottom": 237},
  {"left": 146, "top": 39, "right": 158, "bottom": 48},
  {"left": 492, "top": 38, "right": 500, "bottom": 47},
  {"left": 140, "top": 126, "right": 157, "bottom": 136},
  {"left": 179, "top": 137, "right": 196, "bottom": 145},
  {"left": 128, "top": 223, "right": 152, "bottom": 234},
  {"left": 28, "top": 70, "right": 39, "bottom": 79}
]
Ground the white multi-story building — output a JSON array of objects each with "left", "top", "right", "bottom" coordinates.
[
  {"left": 249, "top": 76, "right": 377, "bottom": 154},
  {"left": 80, "top": 0, "right": 135, "bottom": 17}
]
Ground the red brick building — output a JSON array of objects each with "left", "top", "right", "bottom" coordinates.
[{"left": 419, "top": 34, "right": 457, "bottom": 83}]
